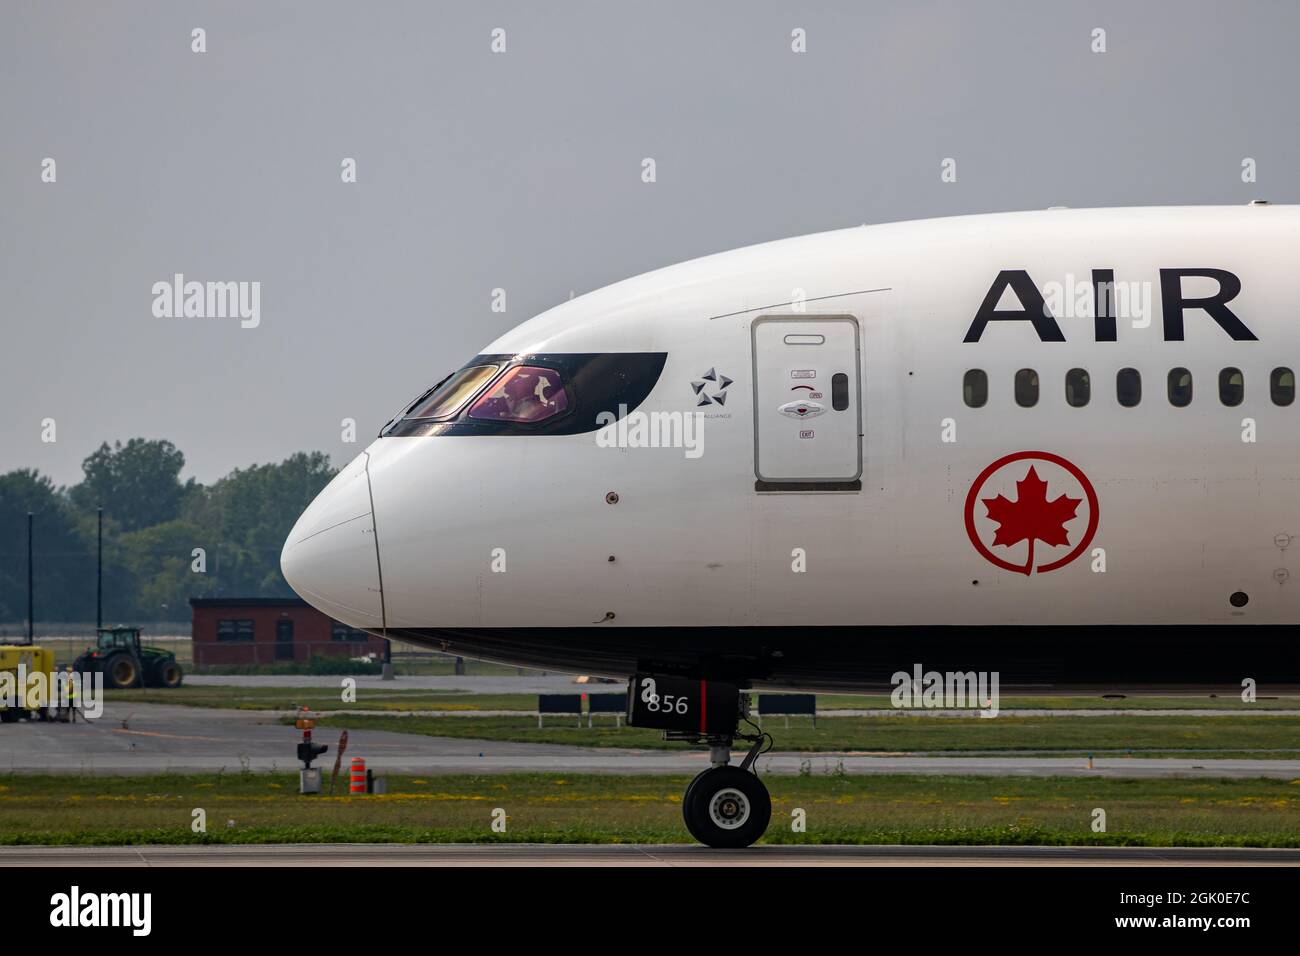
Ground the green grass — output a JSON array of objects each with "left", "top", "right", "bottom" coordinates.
[
  {"left": 34, "top": 636, "right": 532, "bottom": 677},
  {"left": 194, "top": 658, "right": 529, "bottom": 677},
  {"left": 108, "top": 686, "right": 534, "bottom": 712},
  {"left": 2, "top": 772, "right": 1299, "bottom": 847},
  {"left": 299, "top": 712, "right": 1300, "bottom": 755},
  {"left": 109, "top": 684, "right": 1300, "bottom": 714},
  {"left": 100, "top": 686, "right": 1300, "bottom": 756}
]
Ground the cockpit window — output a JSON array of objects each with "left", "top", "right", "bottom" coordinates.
[
  {"left": 404, "top": 365, "right": 499, "bottom": 420},
  {"left": 467, "top": 366, "right": 569, "bottom": 423},
  {"left": 381, "top": 351, "right": 667, "bottom": 438}
]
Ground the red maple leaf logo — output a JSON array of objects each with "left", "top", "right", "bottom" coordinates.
[{"left": 981, "top": 466, "right": 1081, "bottom": 576}]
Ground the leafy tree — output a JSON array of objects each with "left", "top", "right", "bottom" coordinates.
[
  {"left": 1, "top": 445, "right": 337, "bottom": 623},
  {"left": 184, "top": 452, "right": 337, "bottom": 598},
  {"left": 70, "top": 439, "right": 194, "bottom": 533},
  {"left": 0, "top": 470, "right": 95, "bottom": 623},
  {"left": 116, "top": 519, "right": 212, "bottom": 619}
]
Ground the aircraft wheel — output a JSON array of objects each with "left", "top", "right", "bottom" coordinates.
[
  {"left": 681, "top": 769, "right": 710, "bottom": 842},
  {"left": 682, "top": 765, "right": 771, "bottom": 849}
]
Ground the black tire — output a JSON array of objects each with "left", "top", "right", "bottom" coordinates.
[
  {"left": 682, "top": 765, "right": 771, "bottom": 849},
  {"left": 152, "top": 660, "right": 183, "bottom": 688},
  {"left": 681, "top": 769, "right": 710, "bottom": 842},
  {"left": 103, "top": 653, "right": 140, "bottom": 689},
  {"left": 0, "top": 709, "right": 18, "bottom": 724}
]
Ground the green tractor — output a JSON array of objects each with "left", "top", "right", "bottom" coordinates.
[{"left": 73, "top": 626, "right": 184, "bottom": 689}]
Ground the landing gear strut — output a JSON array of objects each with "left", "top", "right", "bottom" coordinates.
[
  {"left": 679, "top": 733, "right": 772, "bottom": 848},
  {"left": 625, "top": 672, "right": 773, "bottom": 848}
]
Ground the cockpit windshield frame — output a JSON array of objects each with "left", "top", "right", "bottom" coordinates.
[
  {"left": 401, "top": 364, "right": 501, "bottom": 422},
  {"left": 381, "top": 352, "right": 667, "bottom": 438}
]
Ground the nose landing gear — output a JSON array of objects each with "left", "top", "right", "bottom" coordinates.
[
  {"left": 681, "top": 734, "right": 772, "bottom": 848},
  {"left": 626, "top": 672, "right": 774, "bottom": 848}
]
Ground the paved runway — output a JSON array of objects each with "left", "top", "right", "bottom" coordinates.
[
  {"left": 3, "top": 703, "right": 1299, "bottom": 777},
  {"left": 2, "top": 843, "right": 1297, "bottom": 867}
]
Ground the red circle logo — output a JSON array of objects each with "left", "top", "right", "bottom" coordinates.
[{"left": 964, "top": 451, "right": 1099, "bottom": 576}]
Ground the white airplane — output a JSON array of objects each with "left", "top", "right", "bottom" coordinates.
[{"left": 283, "top": 204, "right": 1300, "bottom": 847}]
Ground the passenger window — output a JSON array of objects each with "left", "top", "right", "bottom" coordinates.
[
  {"left": 963, "top": 369, "right": 987, "bottom": 408},
  {"left": 1014, "top": 369, "right": 1038, "bottom": 407},
  {"left": 1271, "top": 367, "right": 1295, "bottom": 406},
  {"left": 1116, "top": 368, "right": 1141, "bottom": 407},
  {"left": 1218, "top": 368, "right": 1244, "bottom": 407},
  {"left": 1065, "top": 368, "right": 1090, "bottom": 407},
  {"left": 1167, "top": 367, "right": 1193, "bottom": 407},
  {"left": 467, "top": 365, "right": 569, "bottom": 423},
  {"left": 405, "top": 365, "right": 499, "bottom": 420}
]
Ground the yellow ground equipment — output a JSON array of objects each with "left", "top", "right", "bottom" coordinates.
[{"left": 0, "top": 645, "right": 56, "bottom": 722}]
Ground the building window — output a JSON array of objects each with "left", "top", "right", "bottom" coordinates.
[
  {"left": 963, "top": 369, "right": 988, "bottom": 408},
  {"left": 1065, "top": 368, "right": 1090, "bottom": 407},
  {"left": 1168, "top": 367, "right": 1193, "bottom": 407},
  {"left": 331, "top": 621, "right": 367, "bottom": 642},
  {"left": 1014, "top": 368, "right": 1039, "bottom": 407},
  {"left": 217, "top": 619, "right": 254, "bottom": 642},
  {"left": 1218, "top": 367, "right": 1244, "bottom": 407},
  {"left": 1272, "top": 367, "right": 1295, "bottom": 406},
  {"left": 1116, "top": 368, "right": 1141, "bottom": 407}
]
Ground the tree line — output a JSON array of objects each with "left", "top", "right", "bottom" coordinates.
[{"left": 0, "top": 439, "right": 336, "bottom": 623}]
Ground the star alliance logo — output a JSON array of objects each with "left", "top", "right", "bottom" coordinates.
[{"left": 690, "top": 368, "right": 732, "bottom": 406}]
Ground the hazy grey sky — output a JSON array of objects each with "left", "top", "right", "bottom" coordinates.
[{"left": 3, "top": 0, "right": 1296, "bottom": 487}]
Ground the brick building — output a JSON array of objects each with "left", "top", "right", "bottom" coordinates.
[{"left": 189, "top": 597, "right": 387, "bottom": 666}]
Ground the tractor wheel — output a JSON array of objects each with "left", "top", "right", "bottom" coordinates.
[
  {"left": 153, "top": 660, "right": 183, "bottom": 688},
  {"left": 103, "top": 653, "right": 141, "bottom": 689}
]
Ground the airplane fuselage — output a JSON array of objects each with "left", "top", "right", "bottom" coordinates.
[{"left": 282, "top": 205, "right": 1300, "bottom": 692}]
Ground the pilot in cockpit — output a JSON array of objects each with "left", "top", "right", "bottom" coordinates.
[{"left": 469, "top": 366, "right": 568, "bottom": 423}]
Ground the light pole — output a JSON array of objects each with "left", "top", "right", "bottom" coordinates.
[
  {"left": 96, "top": 506, "right": 103, "bottom": 631},
  {"left": 26, "top": 512, "right": 34, "bottom": 645}
]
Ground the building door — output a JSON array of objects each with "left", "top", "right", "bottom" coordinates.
[
  {"left": 275, "top": 619, "right": 294, "bottom": 661},
  {"left": 751, "top": 315, "right": 862, "bottom": 489}
]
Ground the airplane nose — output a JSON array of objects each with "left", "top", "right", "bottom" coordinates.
[{"left": 280, "top": 453, "right": 385, "bottom": 628}]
